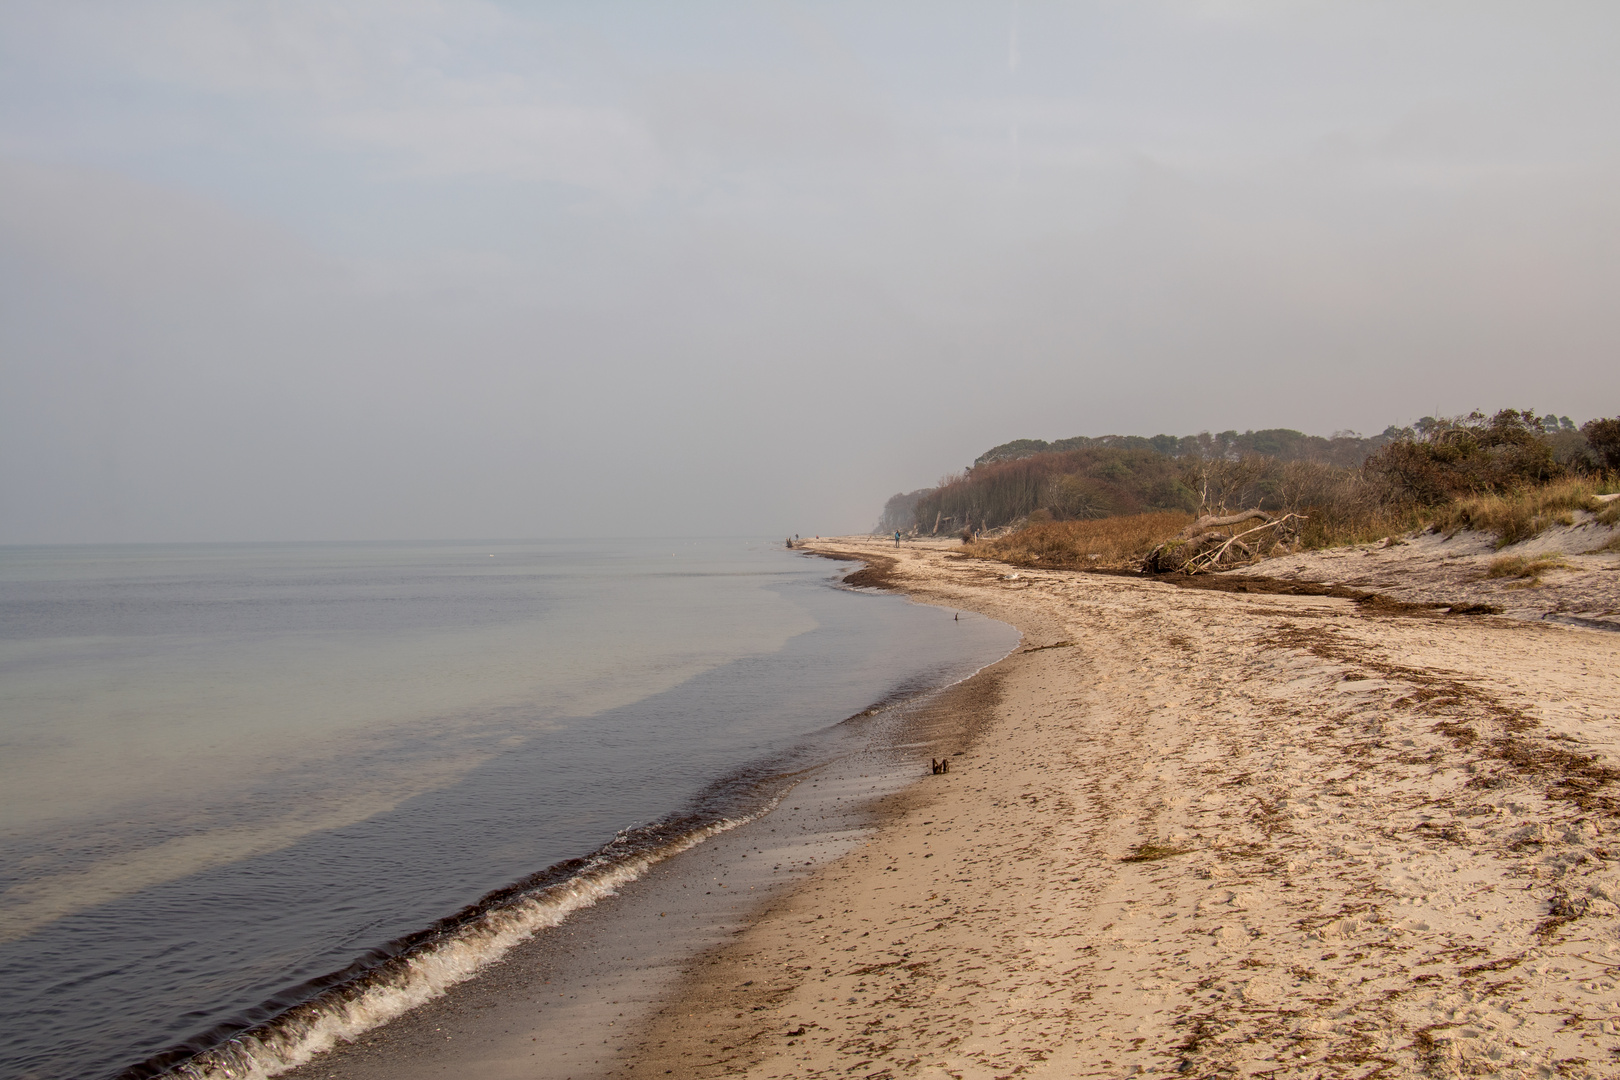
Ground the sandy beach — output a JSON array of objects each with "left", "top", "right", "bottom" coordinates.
[
  {"left": 273, "top": 532, "right": 1620, "bottom": 1080},
  {"left": 619, "top": 535, "right": 1620, "bottom": 1079}
]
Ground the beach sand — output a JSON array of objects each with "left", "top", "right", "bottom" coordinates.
[{"left": 618, "top": 536, "right": 1620, "bottom": 1079}]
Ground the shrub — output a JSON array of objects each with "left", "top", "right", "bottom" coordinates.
[
  {"left": 1258, "top": 460, "right": 1419, "bottom": 549},
  {"left": 1362, "top": 409, "right": 1563, "bottom": 505},
  {"left": 1583, "top": 417, "right": 1620, "bottom": 472}
]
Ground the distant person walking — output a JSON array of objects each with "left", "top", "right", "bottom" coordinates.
[{"left": 894, "top": 530, "right": 901, "bottom": 547}]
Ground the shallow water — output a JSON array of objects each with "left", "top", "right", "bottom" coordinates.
[{"left": 0, "top": 539, "right": 1015, "bottom": 1079}]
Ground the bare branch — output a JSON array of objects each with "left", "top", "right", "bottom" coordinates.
[
  {"left": 1175, "top": 510, "right": 1273, "bottom": 538},
  {"left": 1144, "top": 512, "right": 1307, "bottom": 574}
]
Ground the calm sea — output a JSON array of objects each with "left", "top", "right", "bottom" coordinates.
[{"left": 0, "top": 539, "right": 1015, "bottom": 1080}]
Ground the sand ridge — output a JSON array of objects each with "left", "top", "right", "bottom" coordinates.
[{"left": 621, "top": 536, "right": 1620, "bottom": 1080}]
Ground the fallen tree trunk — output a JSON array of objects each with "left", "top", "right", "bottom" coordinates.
[
  {"left": 1142, "top": 512, "right": 1305, "bottom": 574},
  {"left": 1174, "top": 510, "right": 1274, "bottom": 537}
]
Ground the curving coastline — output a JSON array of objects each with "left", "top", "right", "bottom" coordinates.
[
  {"left": 248, "top": 603, "right": 1017, "bottom": 1080},
  {"left": 620, "top": 535, "right": 1620, "bottom": 1078}
]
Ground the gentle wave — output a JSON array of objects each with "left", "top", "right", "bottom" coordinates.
[
  {"left": 142, "top": 805, "right": 776, "bottom": 1080},
  {"left": 121, "top": 630, "right": 1015, "bottom": 1080}
]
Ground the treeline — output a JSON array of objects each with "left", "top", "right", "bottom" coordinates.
[
  {"left": 972, "top": 426, "right": 1401, "bottom": 470},
  {"left": 878, "top": 411, "right": 1620, "bottom": 536}
]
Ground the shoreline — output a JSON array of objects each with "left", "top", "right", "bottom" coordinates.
[
  {"left": 10, "top": 539, "right": 1023, "bottom": 1080},
  {"left": 262, "top": 597, "right": 1014, "bottom": 1080},
  {"left": 615, "top": 535, "right": 1620, "bottom": 1079}
]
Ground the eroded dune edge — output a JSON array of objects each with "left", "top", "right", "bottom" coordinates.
[{"left": 621, "top": 536, "right": 1620, "bottom": 1080}]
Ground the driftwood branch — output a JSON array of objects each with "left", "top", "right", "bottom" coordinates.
[
  {"left": 1143, "top": 512, "right": 1306, "bottom": 574},
  {"left": 1182, "top": 515, "right": 1302, "bottom": 574},
  {"left": 1173, "top": 510, "right": 1274, "bottom": 539}
]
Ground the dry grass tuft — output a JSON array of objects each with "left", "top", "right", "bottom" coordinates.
[
  {"left": 1427, "top": 477, "right": 1615, "bottom": 548},
  {"left": 1296, "top": 508, "right": 1423, "bottom": 551},
  {"left": 1120, "top": 842, "right": 1191, "bottom": 863},
  {"left": 1484, "top": 555, "right": 1571, "bottom": 586},
  {"left": 964, "top": 512, "right": 1192, "bottom": 570}
]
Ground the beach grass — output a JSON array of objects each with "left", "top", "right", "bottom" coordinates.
[
  {"left": 1483, "top": 554, "right": 1571, "bottom": 586},
  {"left": 1426, "top": 476, "right": 1616, "bottom": 547}
]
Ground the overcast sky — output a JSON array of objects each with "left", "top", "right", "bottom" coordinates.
[{"left": 2, "top": 2, "right": 1617, "bottom": 542}]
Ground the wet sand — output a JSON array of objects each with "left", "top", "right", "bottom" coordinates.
[
  {"left": 276, "top": 663, "right": 1001, "bottom": 1080},
  {"left": 617, "top": 536, "right": 1620, "bottom": 1079}
]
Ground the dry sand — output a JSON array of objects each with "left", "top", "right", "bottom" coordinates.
[
  {"left": 621, "top": 536, "right": 1620, "bottom": 1080},
  {"left": 1234, "top": 516, "right": 1620, "bottom": 631}
]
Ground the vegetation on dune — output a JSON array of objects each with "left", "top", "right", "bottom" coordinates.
[
  {"left": 888, "top": 409, "right": 1620, "bottom": 574},
  {"left": 1363, "top": 410, "right": 1568, "bottom": 505},
  {"left": 1425, "top": 477, "right": 1612, "bottom": 548}
]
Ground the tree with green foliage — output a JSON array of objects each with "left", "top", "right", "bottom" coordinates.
[
  {"left": 897, "top": 410, "right": 1612, "bottom": 533},
  {"left": 1361, "top": 409, "right": 1563, "bottom": 505},
  {"left": 1583, "top": 416, "right": 1620, "bottom": 471}
]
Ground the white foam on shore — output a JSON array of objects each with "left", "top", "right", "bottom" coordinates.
[
  {"left": 171, "top": 812, "right": 763, "bottom": 1080},
  {"left": 164, "top": 627, "right": 1022, "bottom": 1080}
]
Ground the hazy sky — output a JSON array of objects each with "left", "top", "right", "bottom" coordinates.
[{"left": 3, "top": 2, "right": 1617, "bottom": 542}]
